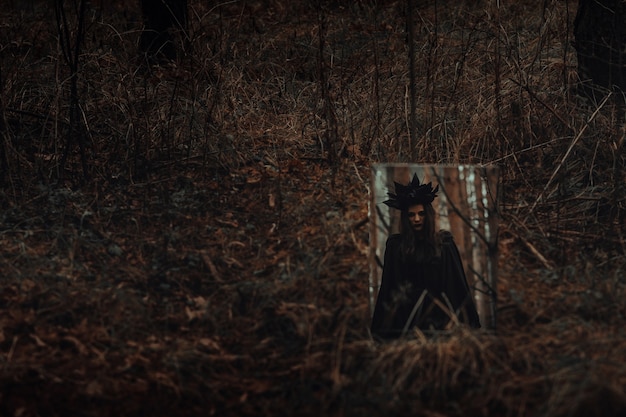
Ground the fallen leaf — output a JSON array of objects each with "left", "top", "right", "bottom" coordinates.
[{"left": 85, "top": 380, "right": 103, "bottom": 396}]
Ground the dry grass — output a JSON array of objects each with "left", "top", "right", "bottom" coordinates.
[{"left": 0, "top": 0, "right": 625, "bottom": 416}]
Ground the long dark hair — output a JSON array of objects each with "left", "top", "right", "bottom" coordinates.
[{"left": 399, "top": 202, "right": 441, "bottom": 263}]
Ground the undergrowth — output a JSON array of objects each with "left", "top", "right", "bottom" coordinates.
[{"left": 0, "top": 0, "right": 624, "bottom": 416}]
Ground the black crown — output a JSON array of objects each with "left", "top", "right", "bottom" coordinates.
[{"left": 383, "top": 173, "right": 439, "bottom": 210}]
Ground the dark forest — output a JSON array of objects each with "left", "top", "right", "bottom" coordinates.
[{"left": 0, "top": 1, "right": 624, "bottom": 416}]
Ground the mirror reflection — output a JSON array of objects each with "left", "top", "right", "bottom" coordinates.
[{"left": 369, "top": 164, "right": 499, "bottom": 339}]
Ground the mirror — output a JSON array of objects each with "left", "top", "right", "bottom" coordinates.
[{"left": 369, "top": 164, "right": 500, "bottom": 331}]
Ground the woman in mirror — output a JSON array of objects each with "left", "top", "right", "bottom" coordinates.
[{"left": 371, "top": 174, "right": 480, "bottom": 340}]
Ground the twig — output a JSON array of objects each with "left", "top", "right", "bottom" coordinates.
[
  {"left": 351, "top": 217, "right": 368, "bottom": 230},
  {"left": 406, "top": 0, "right": 418, "bottom": 160},
  {"left": 201, "top": 251, "right": 222, "bottom": 282},
  {"left": 519, "top": 234, "right": 554, "bottom": 271},
  {"left": 525, "top": 93, "right": 611, "bottom": 218},
  {"left": 402, "top": 289, "right": 428, "bottom": 336},
  {"left": 510, "top": 78, "right": 574, "bottom": 132}
]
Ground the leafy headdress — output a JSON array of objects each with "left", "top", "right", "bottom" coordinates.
[{"left": 383, "top": 173, "right": 439, "bottom": 210}]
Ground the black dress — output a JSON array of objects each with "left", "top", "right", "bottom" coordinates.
[{"left": 371, "top": 231, "right": 480, "bottom": 339}]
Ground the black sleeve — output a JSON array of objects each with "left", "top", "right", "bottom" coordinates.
[
  {"left": 370, "top": 236, "right": 400, "bottom": 339},
  {"left": 440, "top": 232, "right": 481, "bottom": 328}
]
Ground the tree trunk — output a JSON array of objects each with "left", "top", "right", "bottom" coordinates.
[
  {"left": 573, "top": 0, "right": 626, "bottom": 96},
  {"left": 0, "top": 80, "right": 8, "bottom": 184},
  {"left": 139, "top": 0, "right": 188, "bottom": 63}
]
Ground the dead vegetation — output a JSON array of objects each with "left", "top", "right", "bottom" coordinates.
[{"left": 0, "top": 0, "right": 624, "bottom": 416}]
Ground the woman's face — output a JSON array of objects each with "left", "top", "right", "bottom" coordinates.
[{"left": 407, "top": 204, "right": 426, "bottom": 232}]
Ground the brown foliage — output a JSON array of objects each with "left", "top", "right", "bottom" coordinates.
[{"left": 0, "top": 0, "right": 624, "bottom": 416}]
